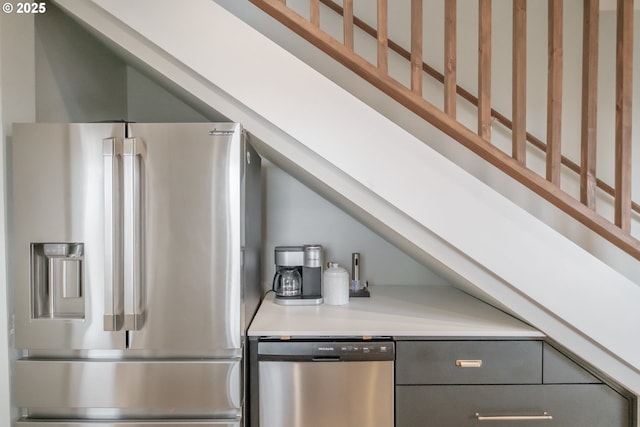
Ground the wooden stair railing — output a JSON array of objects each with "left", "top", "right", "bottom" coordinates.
[
  {"left": 319, "top": 0, "right": 640, "bottom": 217},
  {"left": 250, "top": 0, "right": 640, "bottom": 261}
]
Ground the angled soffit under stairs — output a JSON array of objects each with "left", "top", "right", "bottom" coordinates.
[{"left": 51, "top": 0, "right": 640, "bottom": 395}]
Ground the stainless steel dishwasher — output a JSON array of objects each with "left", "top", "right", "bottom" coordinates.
[{"left": 257, "top": 340, "right": 395, "bottom": 427}]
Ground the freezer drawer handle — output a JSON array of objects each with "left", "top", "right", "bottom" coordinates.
[
  {"left": 103, "top": 138, "right": 124, "bottom": 332},
  {"left": 123, "top": 137, "right": 146, "bottom": 331},
  {"left": 475, "top": 412, "right": 553, "bottom": 421}
]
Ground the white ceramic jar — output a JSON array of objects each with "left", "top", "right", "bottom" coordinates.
[{"left": 323, "top": 262, "right": 349, "bottom": 305}]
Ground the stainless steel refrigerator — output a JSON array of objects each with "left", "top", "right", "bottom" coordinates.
[{"left": 8, "top": 122, "right": 262, "bottom": 427}]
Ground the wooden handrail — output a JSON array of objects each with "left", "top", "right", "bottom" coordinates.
[
  {"left": 316, "top": 0, "right": 640, "bottom": 217},
  {"left": 249, "top": 0, "right": 640, "bottom": 260}
]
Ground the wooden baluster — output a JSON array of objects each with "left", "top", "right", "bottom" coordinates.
[
  {"left": 311, "top": 0, "right": 320, "bottom": 27},
  {"left": 377, "top": 0, "right": 388, "bottom": 74},
  {"left": 411, "top": 0, "right": 423, "bottom": 96},
  {"left": 478, "top": 0, "right": 492, "bottom": 141},
  {"left": 444, "top": 0, "right": 457, "bottom": 118},
  {"left": 546, "top": 0, "right": 563, "bottom": 185},
  {"left": 614, "top": 0, "right": 633, "bottom": 232},
  {"left": 512, "top": 0, "right": 527, "bottom": 165},
  {"left": 580, "top": 0, "right": 599, "bottom": 210},
  {"left": 344, "top": 0, "right": 354, "bottom": 50}
]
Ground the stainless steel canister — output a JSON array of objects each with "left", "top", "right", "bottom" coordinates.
[{"left": 303, "top": 245, "right": 323, "bottom": 268}]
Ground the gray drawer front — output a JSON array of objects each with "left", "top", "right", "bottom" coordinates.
[
  {"left": 396, "top": 340, "right": 542, "bottom": 385},
  {"left": 543, "top": 343, "right": 600, "bottom": 384},
  {"left": 396, "top": 384, "right": 629, "bottom": 427}
]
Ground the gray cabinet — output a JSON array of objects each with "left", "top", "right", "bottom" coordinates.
[
  {"left": 543, "top": 342, "right": 600, "bottom": 384},
  {"left": 395, "top": 340, "right": 632, "bottom": 427},
  {"left": 396, "top": 340, "right": 542, "bottom": 385}
]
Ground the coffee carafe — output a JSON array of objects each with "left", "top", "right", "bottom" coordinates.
[
  {"left": 272, "top": 245, "right": 323, "bottom": 305},
  {"left": 273, "top": 267, "right": 302, "bottom": 297}
]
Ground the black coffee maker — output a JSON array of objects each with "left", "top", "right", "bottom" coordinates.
[{"left": 272, "top": 245, "right": 323, "bottom": 305}]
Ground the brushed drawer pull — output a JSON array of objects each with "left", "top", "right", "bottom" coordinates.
[
  {"left": 456, "top": 359, "right": 482, "bottom": 368},
  {"left": 475, "top": 412, "right": 553, "bottom": 421}
]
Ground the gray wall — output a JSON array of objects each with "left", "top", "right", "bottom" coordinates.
[
  {"left": 263, "top": 163, "right": 450, "bottom": 289},
  {"left": 126, "top": 66, "right": 210, "bottom": 123},
  {"left": 34, "top": 3, "right": 127, "bottom": 122}
]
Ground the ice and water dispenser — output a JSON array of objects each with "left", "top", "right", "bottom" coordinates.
[{"left": 31, "top": 243, "right": 85, "bottom": 319}]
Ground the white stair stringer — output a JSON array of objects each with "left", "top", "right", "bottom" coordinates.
[{"left": 52, "top": 0, "right": 640, "bottom": 395}]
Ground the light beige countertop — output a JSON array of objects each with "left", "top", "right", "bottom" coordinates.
[{"left": 248, "top": 285, "right": 544, "bottom": 338}]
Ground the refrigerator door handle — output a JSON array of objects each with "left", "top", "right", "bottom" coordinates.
[
  {"left": 123, "top": 137, "right": 146, "bottom": 331},
  {"left": 103, "top": 138, "right": 124, "bottom": 332}
]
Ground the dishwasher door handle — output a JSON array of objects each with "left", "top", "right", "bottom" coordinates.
[{"left": 312, "top": 356, "right": 341, "bottom": 362}]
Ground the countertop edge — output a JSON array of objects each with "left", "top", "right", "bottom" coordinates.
[{"left": 248, "top": 285, "right": 544, "bottom": 338}]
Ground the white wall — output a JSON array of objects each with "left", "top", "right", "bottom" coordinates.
[
  {"left": 0, "top": 7, "right": 36, "bottom": 425},
  {"left": 215, "top": 0, "right": 640, "bottom": 286}
]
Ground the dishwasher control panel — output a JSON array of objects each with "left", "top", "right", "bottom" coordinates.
[{"left": 258, "top": 340, "right": 395, "bottom": 361}]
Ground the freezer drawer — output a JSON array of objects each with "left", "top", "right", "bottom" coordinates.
[
  {"left": 16, "top": 422, "right": 239, "bottom": 427},
  {"left": 14, "top": 359, "right": 240, "bottom": 418}
]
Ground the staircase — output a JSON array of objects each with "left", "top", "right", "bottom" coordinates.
[
  {"left": 51, "top": 0, "right": 640, "bottom": 396},
  {"left": 249, "top": 0, "right": 640, "bottom": 262}
]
